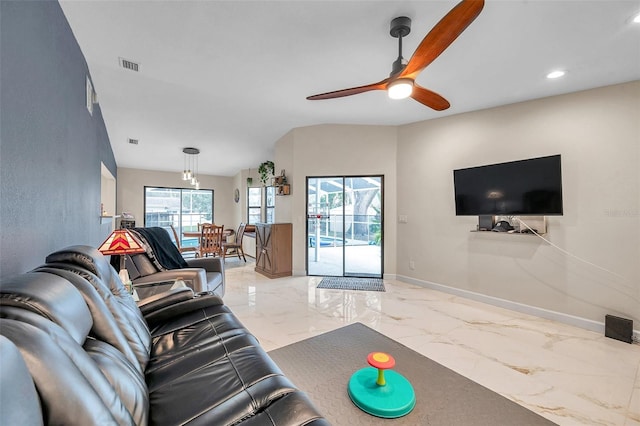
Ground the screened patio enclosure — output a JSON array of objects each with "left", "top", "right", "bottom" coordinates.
[{"left": 306, "top": 176, "right": 383, "bottom": 278}]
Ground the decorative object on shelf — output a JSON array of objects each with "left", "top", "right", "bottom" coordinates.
[
  {"left": 181, "top": 147, "right": 201, "bottom": 189},
  {"left": 277, "top": 184, "right": 290, "bottom": 196},
  {"left": 120, "top": 212, "right": 135, "bottom": 228},
  {"left": 272, "top": 170, "right": 290, "bottom": 195},
  {"left": 234, "top": 188, "right": 240, "bottom": 203},
  {"left": 272, "top": 170, "right": 286, "bottom": 185},
  {"left": 258, "top": 160, "right": 275, "bottom": 186},
  {"left": 98, "top": 228, "right": 146, "bottom": 294},
  {"left": 472, "top": 215, "right": 547, "bottom": 235}
]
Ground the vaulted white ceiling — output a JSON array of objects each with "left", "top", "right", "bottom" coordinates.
[{"left": 59, "top": 1, "right": 640, "bottom": 177}]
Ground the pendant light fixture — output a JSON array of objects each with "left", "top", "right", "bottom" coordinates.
[{"left": 181, "top": 147, "right": 200, "bottom": 188}]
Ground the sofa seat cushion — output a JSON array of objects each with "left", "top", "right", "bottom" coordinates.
[
  {"left": 228, "top": 391, "right": 330, "bottom": 426},
  {"left": 147, "top": 337, "right": 303, "bottom": 426},
  {"left": 148, "top": 302, "right": 237, "bottom": 339},
  {"left": 146, "top": 307, "right": 249, "bottom": 373}
]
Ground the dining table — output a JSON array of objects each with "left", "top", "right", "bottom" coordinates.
[{"left": 183, "top": 228, "right": 234, "bottom": 241}]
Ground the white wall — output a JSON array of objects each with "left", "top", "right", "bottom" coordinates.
[
  {"left": 116, "top": 167, "right": 236, "bottom": 230},
  {"left": 396, "top": 81, "right": 640, "bottom": 326},
  {"left": 275, "top": 124, "right": 398, "bottom": 276},
  {"left": 274, "top": 130, "right": 295, "bottom": 224}
]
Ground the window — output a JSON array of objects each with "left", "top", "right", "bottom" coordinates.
[
  {"left": 266, "top": 186, "right": 275, "bottom": 223},
  {"left": 247, "top": 187, "right": 275, "bottom": 224},
  {"left": 144, "top": 187, "right": 213, "bottom": 247},
  {"left": 247, "top": 187, "right": 262, "bottom": 225}
]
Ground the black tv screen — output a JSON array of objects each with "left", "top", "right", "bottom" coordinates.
[{"left": 454, "top": 155, "right": 563, "bottom": 216}]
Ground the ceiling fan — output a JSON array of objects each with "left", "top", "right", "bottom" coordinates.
[{"left": 306, "top": 0, "right": 485, "bottom": 111}]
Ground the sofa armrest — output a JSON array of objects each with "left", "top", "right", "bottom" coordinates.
[
  {"left": 142, "top": 292, "right": 225, "bottom": 327},
  {"left": 185, "top": 257, "right": 223, "bottom": 274},
  {"left": 132, "top": 268, "right": 207, "bottom": 293},
  {"left": 137, "top": 287, "right": 195, "bottom": 316},
  {"left": 186, "top": 257, "right": 225, "bottom": 294}
]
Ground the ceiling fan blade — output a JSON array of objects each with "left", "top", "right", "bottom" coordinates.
[
  {"left": 411, "top": 84, "right": 450, "bottom": 111},
  {"left": 400, "top": 0, "right": 484, "bottom": 79},
  {"left": 307, "top": 78, "right": 390, "bottom": 100}
]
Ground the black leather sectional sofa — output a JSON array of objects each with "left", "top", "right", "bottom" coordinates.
[{"left": 0, "top": 245, "right": 328, "bottom": 425}]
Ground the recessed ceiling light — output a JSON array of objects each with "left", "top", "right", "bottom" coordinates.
[
  {"left": 633, "top": 12, "right": 640, "bottom": 23},
  {"left": 547, "top": 70, "right": 566, "bottom": 79}
]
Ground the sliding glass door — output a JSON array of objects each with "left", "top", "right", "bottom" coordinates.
[{"left": 306, "top": 176, "right": 383, "bottom": 278}]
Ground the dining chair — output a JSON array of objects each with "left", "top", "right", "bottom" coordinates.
[
  {"left": 197, "top": 222, "right": 211, "bottom": 231},
  {"left": 170, "top": 225, "right": 198, "bottom": 257},
  {"left": 221, "top": 223, "right": 247, "bottom": 262},
  {"left": 198, "top": 224, "right": 224, "bottom": 257}
]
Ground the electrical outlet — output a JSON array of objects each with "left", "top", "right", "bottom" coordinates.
[
  {"left": 409, "top": 259, "right": 415, "bottom": 270},
  {"left": 399, "top": 215, "right": 408, "bottom": 223}
]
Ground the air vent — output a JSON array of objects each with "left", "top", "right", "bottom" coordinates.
[
  {"left": 128, "top": 138, "right": 139, "bottom": 145},
  {"left": 119, "top": 57, "right": 139, "bottom": 72}
]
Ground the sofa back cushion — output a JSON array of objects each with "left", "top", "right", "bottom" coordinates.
[
  {"left": 85, "top": 339, "right": 149, "bottom": 425},
  {"left": 46, "top": 246, "right": 141, "bottom": 311},
  {"left": 34, "top": 267, "right": 141, "bottom": 371},
  {"left": 131, "top": 253, "right": 159, "bottom": 277},
  {"left": 0, "top": 318, "right": 135, "bottom": 425},
  {"left": 0, "top": 272, "right": 92, "bottom": 344},
  {"left": 1, "top": 268, "right": 148, "bottom": 425},
  {"left": 44, "top": 245, "right": 151, "bottom": 371}
]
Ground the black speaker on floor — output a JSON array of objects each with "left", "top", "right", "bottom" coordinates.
[{"left": 605, "top": 314, "right": 633, "bottom": 344}]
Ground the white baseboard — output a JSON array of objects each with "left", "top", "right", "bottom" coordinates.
[{"left": 396, "top": 274, "right": 639, "bottom": 343}]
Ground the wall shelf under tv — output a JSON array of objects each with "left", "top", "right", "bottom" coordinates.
[{"left": 471, "top": 215, "right": 547, "bottom": 235}]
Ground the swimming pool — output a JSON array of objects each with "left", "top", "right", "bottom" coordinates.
[{"left": 308, "top": 235, "right": 343, "bottom": 247}]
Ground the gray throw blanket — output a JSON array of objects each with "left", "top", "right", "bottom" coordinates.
[{"left": 131, "top": 227, "right": 188, "bottom": 270}]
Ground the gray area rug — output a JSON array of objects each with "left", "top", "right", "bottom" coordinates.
[
  {"left": 317, "top": 277, "right": 385, "bottom": 292},
  {"left": 269, "top": 323, "right": 556, "bottom": 426}
]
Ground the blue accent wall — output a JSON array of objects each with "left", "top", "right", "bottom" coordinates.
[{"left": 0, "top": 0, "right": 116, "bottom": 278}]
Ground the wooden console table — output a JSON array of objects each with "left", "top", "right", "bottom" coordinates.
[{"left": 255, "top": 223, "right": 292, "bottom": 278}]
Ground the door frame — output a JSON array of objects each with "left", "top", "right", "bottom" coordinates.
[{"left": 305, "top": 175, "right": 384, "bottom": 278}]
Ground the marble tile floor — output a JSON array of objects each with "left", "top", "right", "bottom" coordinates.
[{"left": 222, "top": 262, "right": 640, "bottom": 426}]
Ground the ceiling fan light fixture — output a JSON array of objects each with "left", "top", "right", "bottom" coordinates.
[{"left": 388, "top": 79, "right": 414, "bottom": 99}]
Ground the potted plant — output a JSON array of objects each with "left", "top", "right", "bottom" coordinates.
[
  {"left": 246, "top": 168, "right": 253, "bottom": 186},
  {"left": 258, "top": 160, "right": 275, "bottom": 186}
]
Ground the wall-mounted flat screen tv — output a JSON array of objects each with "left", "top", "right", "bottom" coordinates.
[{"left": 454, "top": 155, "right": 563, "bottom": 216}]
